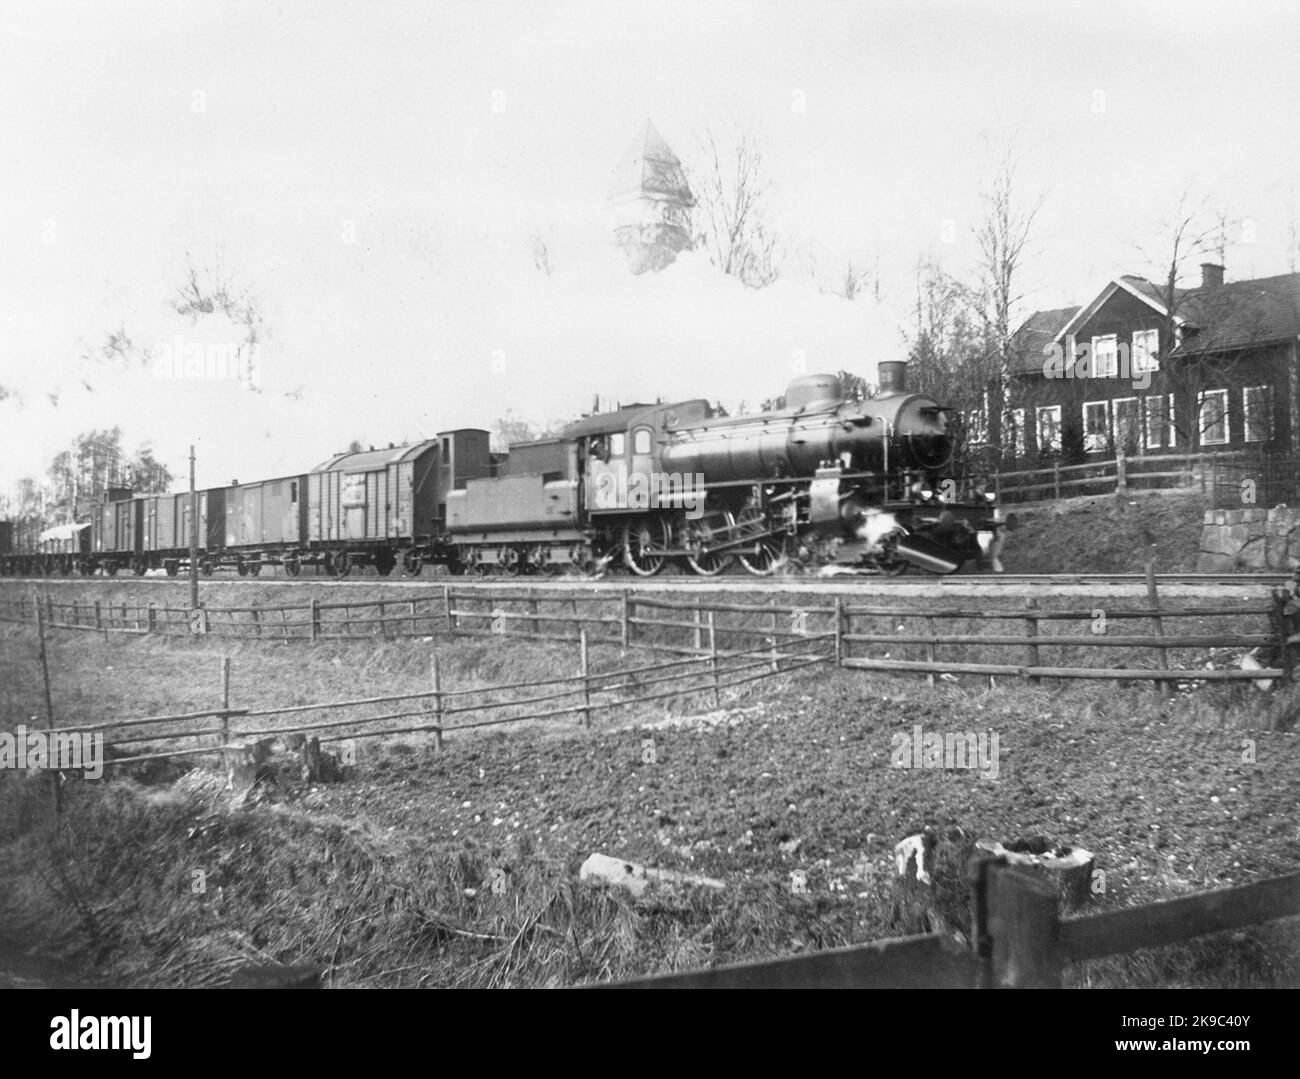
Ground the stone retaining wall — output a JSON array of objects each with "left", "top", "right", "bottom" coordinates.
[{"left": 1197, "top": 507, "right": 1300, "bottom": 571}]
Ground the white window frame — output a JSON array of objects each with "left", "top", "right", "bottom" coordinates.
[
  {"left": 1132, "top": 328, "right": 1159, "bottom": 374},
  {"left": 1143, "top": 397, "right": 1165, "bottom": 450},
  {"left": 967, "top": 409, "right": 987, "bottom": 444},
  {"left": 1168, "top": 394, "right": 1178, "bottom": 447},
  {"left": 1113, "top": 396, "right": 1140, "bottom": 453},
  {"left": 1198, "top": 389, "right": 1229, "bottom": 446},
  {"left": 1092, "top": 334, "right": 1118, "bottom": 378},
  {"left": 1243, "top": 385, "right": 1273, "bottom": 443},
  {"left": 1083, "top": 400, "right": 1110, "bottom": 454},
  {"left": 1036, "top": 405, "right": 1062, "bottom": 453}
]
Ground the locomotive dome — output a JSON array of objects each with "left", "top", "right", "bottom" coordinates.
[{"left": 784, "top": 374, "right": 843, "bottom": 411}]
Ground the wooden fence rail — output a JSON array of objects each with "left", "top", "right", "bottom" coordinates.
[
  {"left": 0, "top": 578, "right": 1291, "bottom": 692},
  {"left": 990, "top": 449, "right": 1251, "bottom": 505},
  {"left": 608, "top": 858, "right": 1300, "bottom": 989}
]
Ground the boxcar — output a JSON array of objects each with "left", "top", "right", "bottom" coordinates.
[{"left": 225, "top": 474, "right": 307, "bottom": 549}]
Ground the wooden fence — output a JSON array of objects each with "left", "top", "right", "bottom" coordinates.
[
  {"left": 0, "top": 580, "right": 1291, "bottom": 692},
  {"left": 991, "top": 449, "right": 1249, "bottom": 505},
  {"left": 26, "top": 629, "right": 833, "bottom": 773},
  {"left": 607, "top": 856, "right": 1300, "bottom": 988}
]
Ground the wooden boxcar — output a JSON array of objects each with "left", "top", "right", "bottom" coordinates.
[{"left": 225, "top": 475, "right": 307, "bottom": 549}]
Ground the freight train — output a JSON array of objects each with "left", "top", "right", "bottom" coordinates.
[{"left": 0, "top": 362, "right": 1010, "bottom": 579}]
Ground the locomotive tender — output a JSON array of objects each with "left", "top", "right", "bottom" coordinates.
[{"left": 0, "top": 362, "right": 1006, "bottom": 578}]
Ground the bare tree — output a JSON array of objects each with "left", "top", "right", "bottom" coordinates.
[
  {"left": 903, "top": 256, "right": 996, "bottom": 469},
  {"left": 684, "top": 119, "right": 785, "bottom": 288},
  {"left": 1136, "top": 188, "right": 1248, "bottom": 449},
  {"left": 973, "top": 138, "right": 1047, "bottom": 448}
]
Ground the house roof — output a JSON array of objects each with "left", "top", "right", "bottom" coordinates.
[
  {"left": 1012, "top": 269, "right": 1300, "bottom": 374},
  {"left": 1010, "top": 306, "right": 1077, "bottom": 373},
  {"left": 608, "top": 120, "right": 695, "bottom": 206},
  {"left": 1172, "top": 271, "right": 1300, "bottom": 355}
]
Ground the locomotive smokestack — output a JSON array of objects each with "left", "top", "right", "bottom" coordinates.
[{"left": 876, "top": 360, "right": 907, "bottom": 396}]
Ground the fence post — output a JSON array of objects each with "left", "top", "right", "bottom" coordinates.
[
  {"left": 924, "top": 615, "right": 937, "bottom": 688},
  {"left": 220, "top": 656, "right": 232, "bottom": 780},
  {"left": 33, "top": 594, "right": 61, "bottom": 814},
  {"left": 986, "top": 862, "right": 1062, "bottom": 988},
  {"left": 379, "top": 600, "right": 390, "bottom": 642},
  {"left": 431, "top": 653, "right": 444, "bottom": 752},
  {"left": 1145, "top": 551, "right": 1172, "bottom": 697},
  {"left": 1115, "top": 448, "right": 1127, "bottom": 494},
  {"left": 310, "top": 599, "right": 320, "bottom": 641},
  {"left": 708, "top": 612, "right": 720, "bottom": 709},
  {"left": 834, "top": 595, "right": 844, "bottom": 666},
  {"left": 1024, "top": 598, "right": 1041, "bottom": 685},
  {"left": 528, "top": 597, "right": 539, "bottom": 637},
  {"left": 622, "top": 592, "right": 632, "bottom": 650},
  {"left": 1052, "top": 459, "right": 1061, "bottom": 500},
  {"left": 444, "top": 585, "right": 454, "bottom": 636},
  {"left": 693, "top": 605, "right": 703, "bottom": 653},
  {"left": 769, "top": 609, "right": 779, "bottom": 672},
  {"left": 409, "top": 600, "right": 417, "bottom": 637},
  {"left": 94, "top": 599, "right": 104, "bottom": 640},
  {"left": 1210, "top": 454, "right": 1219, "bottom": 501},
  {"left": 251, "top": 605, "right": 262, "bottom": 639},
  {"left": 1198, "top": 452, "right": 1206, "bottom": 493},
  {"left": 148, "top": 601, "right": 157, "bottom": 635},
  {"left": 1270, "top": 589, "right": 1295, "bottom": 693},
  {"left": 579, "top": 630, "right": 591, "bottom": 728},
  {"left": 44, "top": 594, "right": 53, "bottom": 631}
]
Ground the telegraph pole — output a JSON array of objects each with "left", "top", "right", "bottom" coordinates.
[{"left": 189, "top": 445, "right": 199, "bottom": 610}]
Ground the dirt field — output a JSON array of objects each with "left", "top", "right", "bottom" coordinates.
[{"left": 1, "top": 617, "right": 1297, "bottom": 988}]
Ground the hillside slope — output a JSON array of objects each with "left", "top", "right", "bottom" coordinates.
[{"left": 998, "top": 491, "right": 1209, "bottom": 575}]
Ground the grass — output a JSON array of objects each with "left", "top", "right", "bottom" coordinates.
[{"left": 1, "top": 619, "right": 1298, "bottom": 988}]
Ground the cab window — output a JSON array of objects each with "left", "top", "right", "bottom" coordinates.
[
  {"left": 633, "top": 428, "right": 652, "bottom": 455},
  {"left": 609, "top": 433, "right": 626, "bottom": 457}
]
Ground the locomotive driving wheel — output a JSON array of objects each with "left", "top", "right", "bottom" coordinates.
[
  {"left": 684, "top": 520, "right": 733, "bottom": 577},
  {"left": 738, "top": 536, "right": 789, "bottom": 576},
  {"left": 622, "top": 518, "right": 670, "bottom": 577}
]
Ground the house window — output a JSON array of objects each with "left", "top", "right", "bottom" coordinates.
[
  {"left": 1198, "top": 389, "right": 1229, "bottom": 446},
  {"left": 290, "top": 481, "right": 298, "bottom": 503},
  {"left": 633, "top": 428, "right": 653, "bottom": 455},
  {"left": 1036, "top": 406, "right": 1062, "bottom": 453},
  {"left": 1243, "top": 385, "right": 1273, "bottom": 442},
  {"left": 1143, "top": 397, "right": 1167, "bottom": 450},
  {"left": 1006, "top": 409, "right": 1026, "bottom": 457},
  {"left": 1083, "top": 400, "right": 1110, "bottom": 453},
  {"left": 1113, "top": 397, "right": 1140, "bottom": 454},
  {"left": 967, "top": 409, "right": 987, "bottom": 444},
  {"left": 1132, "top": 329, "right": 1159, "bottom": 373},
  {"left": 1092, "top": 335, "right": 1118, "bottom": 378}
]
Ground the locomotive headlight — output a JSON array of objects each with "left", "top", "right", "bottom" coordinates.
[
  {"left": 984, "top": 492, "right": 997, "bottom": 503},
  {"left": 920, "top": 489, "right": 933, "bottom": 500}
]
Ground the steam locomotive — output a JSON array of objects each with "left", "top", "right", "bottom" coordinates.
[{"left": 0, "top": 361, "right": 1007, "bottom": 578}]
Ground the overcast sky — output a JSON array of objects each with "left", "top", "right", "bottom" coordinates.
[{"left": 3, "top": 0, "right": 1299, "bottom": 493}]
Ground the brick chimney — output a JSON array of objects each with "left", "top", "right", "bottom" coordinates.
[{"left": 1200, "top": 262, "right": 1224, "bottom": 289}]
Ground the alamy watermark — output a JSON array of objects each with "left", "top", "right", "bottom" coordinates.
[
  {"left": 151, "top": 334, "right": 261, "bottom": 390},
  {"left": 0, "top": 724, "right": 104, "bottom": 779},
  {"left": 890, "top": 723, "right": 999, "bottom": 780},
  {"left": 594, "top": 464, "right": 706, "bottom": 519},
  {"left": 1041, "top": 341, "right": 1152, "bottom": 391}
]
